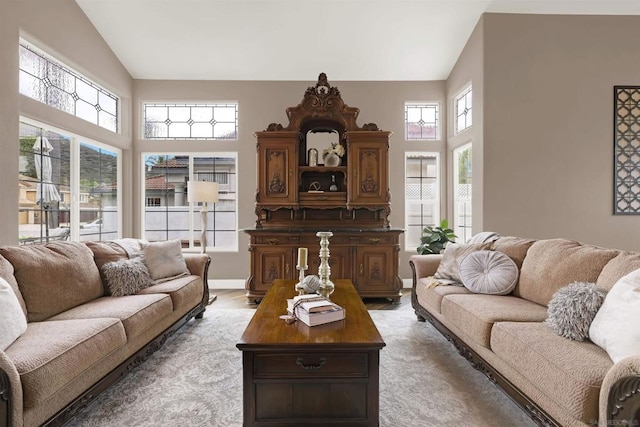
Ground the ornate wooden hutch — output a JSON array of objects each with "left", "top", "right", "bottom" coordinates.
[{"left": 244, "top": 73, "right": 403, "bottom": 303}]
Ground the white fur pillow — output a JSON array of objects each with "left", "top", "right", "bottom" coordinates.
[
  {"left": 102, "top": 257, "right": 154, "bottom": 297},
  {"left": 0, "top": 277, "right": 28, "bottom": 350},
  {"left": 459, "top": 250, "right": 519, "bottom": 295},
  {"left": 589, "top": 268, "right": 640, "bottom": 363},
  {"left": 142, "top": 239, "right": 190, "bottom": 284},
  {"left": 546, "top": 282, "right": 606, "bottom": 341}
]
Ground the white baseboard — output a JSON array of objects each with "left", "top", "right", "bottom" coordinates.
[
  {"left": 207, "top": 279, "right": 246, "bottom": 290},
  {"left": 208, "top": 279, "right": 413, "bottom": 290}
]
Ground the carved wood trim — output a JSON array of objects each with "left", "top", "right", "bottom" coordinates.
[
  {"left": 270, "top": 73, "right": 379, "bottom": 132},
  {"left": 608, "top": 375, "right": 640, "bottom": 423}
]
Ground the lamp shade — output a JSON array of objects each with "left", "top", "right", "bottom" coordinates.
[{"left": 187, "top": 181, "right": 219, "bottom": 203}]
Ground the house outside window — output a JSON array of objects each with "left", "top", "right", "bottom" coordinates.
[
  {"left": 19, "top": 120, "right": 121, "bottom": 244},
  {"left": 18, "top": 41, "right": 119, "bottom": 133},
  {"left": 143, "top": 103, "right": 238, "bottom": 139},
  {"left": 405, "top": 153, "right": 440, "bottom": 250},
  {"left": 405, "top": 103, "right": 439, "bottom": 140},
  {"left": 143, "top": 154, "right": 238, "bottom": 251},
  {"left": 454, "top": 86, "right": 472, "bottom": 134}
]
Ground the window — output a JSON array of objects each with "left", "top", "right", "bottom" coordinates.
[
  {"left": 453, "top": 144, "right": 472, "bottom": 243},
  {"left": 143, "top": 154, "right": 238, "bottom": 251},
  {"left": 405, "top": 103, "right": 439, "bottom": 140},
  {"left": 143, "top": 103, "right": 238, "bottom": 139},
  {"left": 405, "top": 153, "right": 440, "bottom": 250},
  {"left": 454, "top": 86, "right": 472, "bottom": 134},
  {"left": 18, "top": 41, "right": 119, "bottom": 133},
  {"left": 18, "top": 120, "right": 121, "bottom": 245}
]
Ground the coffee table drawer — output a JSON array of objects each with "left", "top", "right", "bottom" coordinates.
[{"left": 254, "top": 352, "right": 368, "bottom": 378}]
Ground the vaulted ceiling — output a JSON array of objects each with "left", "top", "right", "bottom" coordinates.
[{"left": 76, "top": 0, "right": 640, "bottom": 81}]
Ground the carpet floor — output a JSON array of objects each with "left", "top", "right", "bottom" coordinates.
[{"left": 68, "top": 303, "right": 535, "bottom": 427}]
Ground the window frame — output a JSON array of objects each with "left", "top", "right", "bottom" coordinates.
[
  {"left": 141, "top": 152, "right": 239, "bottom": 252},
  {"left": 141, "top": 102, "right": 239, "bottom": 140},
  {"left": 404, "top": 102, "right": 440, "bottom": 141},
  {"left": 19, "top": 116, "right": 122, "bottom": 244},
  {"left": 404, "top": 152, "right": 441, "bottom": 251},
  {"left": 454, "top": 85, "right": 472, "bottom": 135},
  {"left": 453, "top": 143, "right": 472, "bottom": 243}
]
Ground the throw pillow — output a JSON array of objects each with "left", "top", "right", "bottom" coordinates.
[
  {"left": 141, "top": 239, "right": 190, "bottom": 284},
  {"left": 546, "top": 282, "right": 607, "bottom": 341},
  {"left": 434, "top": 242, "right": 492, "bottom": 284},
  {"left": 459, "top": 250, "right": 519, "bottom": 295},
  {"left": 102, "top": 257, "right": 154, "bottom": 297},
  {"left": 0, "top": 277, "right": 28, "bottom": 351},
  {"left": 589, "top": 268, "right": 640, "bottom": 363}
]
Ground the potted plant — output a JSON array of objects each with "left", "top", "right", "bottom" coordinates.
[{"left": 417, "top": 219, "right": 457, "bottom": 255}]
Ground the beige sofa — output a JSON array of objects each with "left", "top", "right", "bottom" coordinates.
[
  {"left": 410, "top": 236, "right": 640, "bottom": 427},
  {"left": 0, "top": 240, "right": 210, "bottom": 427}
]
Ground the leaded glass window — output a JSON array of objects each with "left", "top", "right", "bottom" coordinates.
[
  {"left": 18, "top": 42, "right": 119, "bottom": 133},
  {"left": 455, "top": 86, "right": 472, "bottom": 134},
  {"left": 405, "top": 103, "right": 439, "bottom": 140},
  {"left": 143, "top": 104, "right": 238, "bottom": 140}
]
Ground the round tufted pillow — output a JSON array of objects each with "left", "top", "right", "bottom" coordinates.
[{"left": 459, "top": 250, "right": 519, "bottom": 295}]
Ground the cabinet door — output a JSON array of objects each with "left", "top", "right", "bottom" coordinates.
[
  {"left": 256, "top": 132, "right": 298, "bottom": 207},
  {"left": 252, "top": 246, "right": 294, "bottom": 292},
  {"left": 354, "top": 246, "right": 395, "bottom": 294},
  {"left": 346, "top": 133, "right": 389, "bottom": 207}
]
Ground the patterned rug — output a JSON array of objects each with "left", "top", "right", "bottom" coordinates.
[{"left": 68, "top": 303, "right": 535, "bottom": 427}]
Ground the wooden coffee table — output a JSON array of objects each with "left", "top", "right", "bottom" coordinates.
[{"left": 236, "top": 279, "right": 385, "bottom": 427}]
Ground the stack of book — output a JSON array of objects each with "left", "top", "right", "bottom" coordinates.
[{"left": 286, "top": 294, "right": 345, "bottom": 326}]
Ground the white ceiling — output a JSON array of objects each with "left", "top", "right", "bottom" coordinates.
[{"left": 75, "top": 0, "right": 640, "bottom": 81}]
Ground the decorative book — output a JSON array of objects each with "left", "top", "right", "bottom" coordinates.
[{"left": 286, "top": 295, "right": 345, "bottom": 326}]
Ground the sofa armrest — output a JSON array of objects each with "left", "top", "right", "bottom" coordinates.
[
  {"left": 599, "top": 355, "right": 640, "bottom": 427},
  {"left": 0, "top": 351, "right": 22, "bottom": 427},
  {"left": 409, "top": 254, "right": 443, "bottom": 288},
  {"left": 183, "top": 254, "right": 211, "bottom": 316}
]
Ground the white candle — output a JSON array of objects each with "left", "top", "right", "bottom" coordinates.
[{"left": 297, "top": 247, "right": 308, "bottom": 269}]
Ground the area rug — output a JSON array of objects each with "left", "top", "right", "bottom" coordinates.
[{"left": 68, "top": 303, "right": 535, "bottom": 427}]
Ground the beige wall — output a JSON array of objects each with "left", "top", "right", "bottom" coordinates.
[
  {"left": 483, "top": 13, "right": 640, "bottom": 251},
  {"left": 134, "top": 79, "right": 446, "bottom": 281}
]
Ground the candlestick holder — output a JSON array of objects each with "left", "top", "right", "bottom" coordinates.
[
  {"left": 295, "top": 265, "right": 307, "bottom": 295},
  {"left": 316, "top": 231, "right": 335, "bottom": 299}
]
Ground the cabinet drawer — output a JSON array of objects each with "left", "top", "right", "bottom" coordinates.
[
  {"left": 254, "top": 352, "right": 368, "bottom": 378},
  {"left": 357, "top": 235, "right": 395, "bottom": 245},
  {"left": 253, "top": 235, "right": 293, "bottom": 245}
]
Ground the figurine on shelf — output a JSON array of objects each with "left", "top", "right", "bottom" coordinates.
[{"left": 323, "top": 142, "right": 344, "bottom": 166}]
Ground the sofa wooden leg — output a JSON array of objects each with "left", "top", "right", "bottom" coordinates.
[{"left": 415, "top": 311, "right": 426, "bottom": 322}]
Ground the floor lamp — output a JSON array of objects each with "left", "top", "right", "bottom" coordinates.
[{"left": 187, "top": 180, "right": 219, "bottom": 304}]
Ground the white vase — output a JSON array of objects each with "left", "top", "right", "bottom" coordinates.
[{"left": 324, "top": 152, "right": 341, "bottom": 167}]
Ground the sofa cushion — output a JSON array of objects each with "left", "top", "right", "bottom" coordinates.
[
  {"left": 4, "top": 318, "right": 126, "bottom": 408},
  {"left": 85, "top": 241, "right": 130, "bottom": 286},
  {"left": 49, "top": 294, "right": 172, "bottom": 340},
  {"left": 517, "top": 239, "right": 618, "bottom": 306},
  {"left": 102, "top": 257, "right": 154, "bottom": 296},
  {"left": 441, "top": 294, "right": 548, "bottom": 348},
  {"left": 490, "top": 321, "right": 612, "bottom": 423},
  {"left": 0, "top": 254, "right": 27, "bottom": 316},
  {"left": 0, "top": 277, "right": 27, "bottom": 351},
  {"left": 596, "top": 251, "right": 640, "bottom": 291},
  {"left": 0, "top": 242, "right": 105, "bottom": 322},
  {"left": 490, "top": 236, "right": 536, "bottom": 270},
  {"left": 415, "top": 278, "right": 471, "bottom": 314},
  {"left": 590, "top": 268, "right": 640, "bottom": 363},
  {"left": 434, "top": 242, "right": 491, "bottom": 284},
  {"left": 138, "top": 275, "right": 203, "bottom": 312},
  {"left": 545, "top": 282, "right": 606, "bottom": 341},
  {"left": 459, "top": 250, "right": 519, "bottom": 295},
  {"left": 141, "top": 240, "right": 190, "bottom": 283}
]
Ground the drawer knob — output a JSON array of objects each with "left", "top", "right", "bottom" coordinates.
[
  {"left": 369, "top": 238, "right": 380, "bottom": 245},
  {"left": 268, "top": 238, "right": 279, "bottom": 245},
  {"left": 296, "top": 357, "right": 326, "bottom": 370}
]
